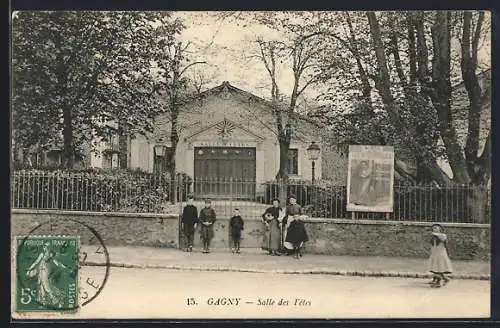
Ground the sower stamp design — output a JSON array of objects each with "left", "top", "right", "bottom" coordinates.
[{"left": 16, "top": 236, "right": 79, "bottom": 312}]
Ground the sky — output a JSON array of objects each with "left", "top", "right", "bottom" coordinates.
[
  {"left": 172, "top": 12, "right": 301, "bottom": 100},
  {"left": 171, "top": 11, "right": 491, "bottom": 108}
]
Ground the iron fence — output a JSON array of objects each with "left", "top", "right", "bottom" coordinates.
[
  {"left": 11, "top": 170, "right": 191, "bottom": 213},
  {"left": 11, "top": 171, "right": 491, "bottom": 224}
]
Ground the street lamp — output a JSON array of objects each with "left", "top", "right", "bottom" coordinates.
[
  {"left": 154, "top": 144, "right": 167, "bottom": 157},
  {"left": 154, "top": 142, "right": 168, "bottom": 174},
  {"left": 306, "top": 141, "right": 321, "bottom": 184}
]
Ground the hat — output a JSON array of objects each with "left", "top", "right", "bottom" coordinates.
[
  {"left": 205, "top": 199, "right": 212, "bottom": 203},
  {"left": 289, "top": 194, "right": 297, "bottom": 200}
]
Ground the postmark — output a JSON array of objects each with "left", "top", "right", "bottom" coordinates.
[{"left": 14, "top": 218, "right": 110, "bottom": 314}]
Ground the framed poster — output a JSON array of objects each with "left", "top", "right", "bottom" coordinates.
[{"left": 346, "top": 145, "right": 395, "bottom": 213}]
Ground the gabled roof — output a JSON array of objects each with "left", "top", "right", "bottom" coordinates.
[
  {"left": 190, "top": 81, "right": 322, "bottom": 128},
  {"left": 184, "top": 118, "right": 266, "bottom": 142}
]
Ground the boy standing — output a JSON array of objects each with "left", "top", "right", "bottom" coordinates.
[
  {"left": 229, "top": 208, "right": 244, "bottom": 254},
  {"left": 181, "top": 195, "right": 198, "bottom": 252},
  {"left": 199, "top": 199, "right": 216, "bottom": 253}
]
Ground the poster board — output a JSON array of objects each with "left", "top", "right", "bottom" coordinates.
[{"left": 346, "top": 145, "right": 395, "bottom": 213}]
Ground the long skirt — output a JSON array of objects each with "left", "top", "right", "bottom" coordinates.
[
  {"left": 268, "top": 220, "right": 281, "bottom": 251},
  {"left": 428, "top": 244, "right": 453, "bottom": 274},
  {"left": 285, "top": 220, "right": 309, "bottom": 249}
]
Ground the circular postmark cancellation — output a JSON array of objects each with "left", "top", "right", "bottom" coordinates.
[{"left": 15, "top": 219, "right": 110, "bottom": 313}]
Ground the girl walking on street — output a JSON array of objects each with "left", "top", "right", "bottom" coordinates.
[{"left": 428, "top": 224, "right": 453, "bottom": 288}]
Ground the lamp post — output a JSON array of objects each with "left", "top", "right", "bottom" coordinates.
[
  {"left": 153, "top": 143, "right": 167, "bottom": 173},
  {"left": 306, "top": 141, "right": 321, "bottom": 185}
]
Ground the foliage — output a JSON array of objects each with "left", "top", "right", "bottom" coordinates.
[
  {"left": 304, "top": 11, "right": 490, "bottom": 189},
  {"left": 12, "top": 12, "right": 185, "bottom": 167}
]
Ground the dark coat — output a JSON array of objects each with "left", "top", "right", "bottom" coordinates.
[
  {"left": 283, "top": 204, "right": 302, "bottom": 226},
  {"left": 229, "top": 215, "right": 244, "bottom": 238},
  {"left": 262, "top": 206, "right": 281, "bottom": 221},
  {"left": 181, "top": 205, "right": 198, "bottom": 233},
  {"left": 199, "top": 207, "right": 216, "bottom": 240},
  {"left": 262, "top": 206, "right": 282, "bottom": 251}
]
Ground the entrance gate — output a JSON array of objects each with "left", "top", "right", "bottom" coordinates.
[{"left": 193, "top": 147, "right": 256, "bottom": 199}]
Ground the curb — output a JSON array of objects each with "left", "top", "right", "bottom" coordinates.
[{"left": 85, "top": 261, "right": 490, "bottom": 281}]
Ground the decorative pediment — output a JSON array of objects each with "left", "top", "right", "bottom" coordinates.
[{"left": 183, "top": 118, "right": 265, "bottom": 143}]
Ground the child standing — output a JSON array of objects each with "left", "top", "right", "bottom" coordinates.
[
  {"left": 181, "top": 195, "right": 198, "bottom": 252},
  {"left": 428, "top": 224, "right": 453, "bottom": 288},
  {"left": 199, "top": 199, "right": 216, "bottom": 253},
  {"left": 229, "top": 208, "right": 244, "bottom": 254}
]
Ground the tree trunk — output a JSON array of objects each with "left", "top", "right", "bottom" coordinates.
[
  {"left": 118, "top": 120, "right": 129, "bottom": 169},
  {"left": 12, "top": 134, "right": 21, "bottom": 169},
  {"left": 468, "top": 184, "right": 489, "bottom": 223},
  {"left": 461, "top": 11, "right": 487, "bottom": 180},
  {"left": 429, "top": 11, "right": 470, "bottom": 184},
  {"left": 170, "top": 103, "right": 180, "bottom": 204},
  {"left": 62, "top": 105, "right": 74, "bottom": 169},
  {"left": 276, "top": 136, "right": 290, "bottom": 206}
]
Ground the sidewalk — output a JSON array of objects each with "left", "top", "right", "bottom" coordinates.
[{"left": 81, "top": 245, "right": 490, "bottom": 280}]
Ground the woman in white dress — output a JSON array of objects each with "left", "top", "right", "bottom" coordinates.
[{"left": 26, "top": 242, "right": 69, "bottom": 307}]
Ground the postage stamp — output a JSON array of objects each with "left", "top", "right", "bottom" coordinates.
[{"left": 16, "top": 236, "right": 79, "bottom": 312}]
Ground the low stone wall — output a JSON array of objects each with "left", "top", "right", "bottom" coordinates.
[
  {"left": 303, "top": 218, "right": 490, "bottom": 261},
  {"left": 11, "top": 209, "right": 180, "bottom": 248},
  {"left": 11, "top": 210, "right": 490, "bottom": 260}
]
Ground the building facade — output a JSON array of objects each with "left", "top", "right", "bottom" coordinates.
[{"left": 127, "top": 81, "right": 345, "bottom": 197}]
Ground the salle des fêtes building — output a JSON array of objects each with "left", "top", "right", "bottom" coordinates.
[{"left": 97, "top": 81, "right": 345, "bottom": 198}]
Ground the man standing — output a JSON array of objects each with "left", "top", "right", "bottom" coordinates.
[
  {"left": 181, "top": 195, "right": 198, "bottom": 252},
  {"left": 199, "top": 199, "right": 216, "bottom": 253}
]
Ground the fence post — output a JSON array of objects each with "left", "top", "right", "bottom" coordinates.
[{"left": 229, "top": 176, "right": 233, "bottom": 212}]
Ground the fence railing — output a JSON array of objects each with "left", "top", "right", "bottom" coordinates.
[
  {"left": 11, "top": 171, "right": 491, "bottom": 224},
  {"left": 11, "top": 170, "right": 191, "bottom": 213}
]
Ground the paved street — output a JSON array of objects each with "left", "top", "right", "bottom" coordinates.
[{"left": 14, "top": 267, "right": 490, "bottom": 319}]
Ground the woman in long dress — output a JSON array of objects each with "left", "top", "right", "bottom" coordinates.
[
  {"left": 283, "top": 195, "right": 308, "bottom": 257},
  {"left": 262, "top": 198, "right": 284, "bottom": 256},
  {"left": 26, "top": 242, "right": 69, "bottom": 307},
  {"left": 427, "top": 224, "right": 453, "bottom": 288}
]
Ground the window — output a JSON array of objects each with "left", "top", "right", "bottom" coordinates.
[
  {"left": 288, "top": 149, "right": 298, "bottom": 175},
  {"left": 154, "top": 147, "right": 174, "bottom": 173},
  {"left": 103, "top": 153, "right": 120, "bottom": 169},
  {"left": 45, "top": 150, "right": 62, "bottom": 168},
  {"left": 26, "top": 152, "right": 41, "bottom": 168}
]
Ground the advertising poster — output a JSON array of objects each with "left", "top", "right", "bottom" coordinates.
[{"left": 347, "top": 145, "right": 395, "bottom": 213}]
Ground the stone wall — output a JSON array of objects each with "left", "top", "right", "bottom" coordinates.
[
  {"left": 11, "top": 210, "right": 490, "bottom": 260},
  {"left": 303, "top": 218, "right": 490, "bottom": 261},
  {"left": 11, "top": 210, "right": 180, "bottom": 248}
]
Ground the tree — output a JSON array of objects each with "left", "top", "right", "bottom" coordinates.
[
  {"left": 12, "top": 11, "right": 184, "bottom": 169},
  {"left": 245, "top": 12, "right": 324, "bottom": 204},
  {"left": 151, "top": 37, "right": 207, "bottom": 203},
  {"left": 305, "top": 11, "right": 490, "bottom": 221}
]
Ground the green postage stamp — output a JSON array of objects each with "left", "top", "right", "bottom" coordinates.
[{"left": 16, "top": 236, "right": 79, "bottom": 312}]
